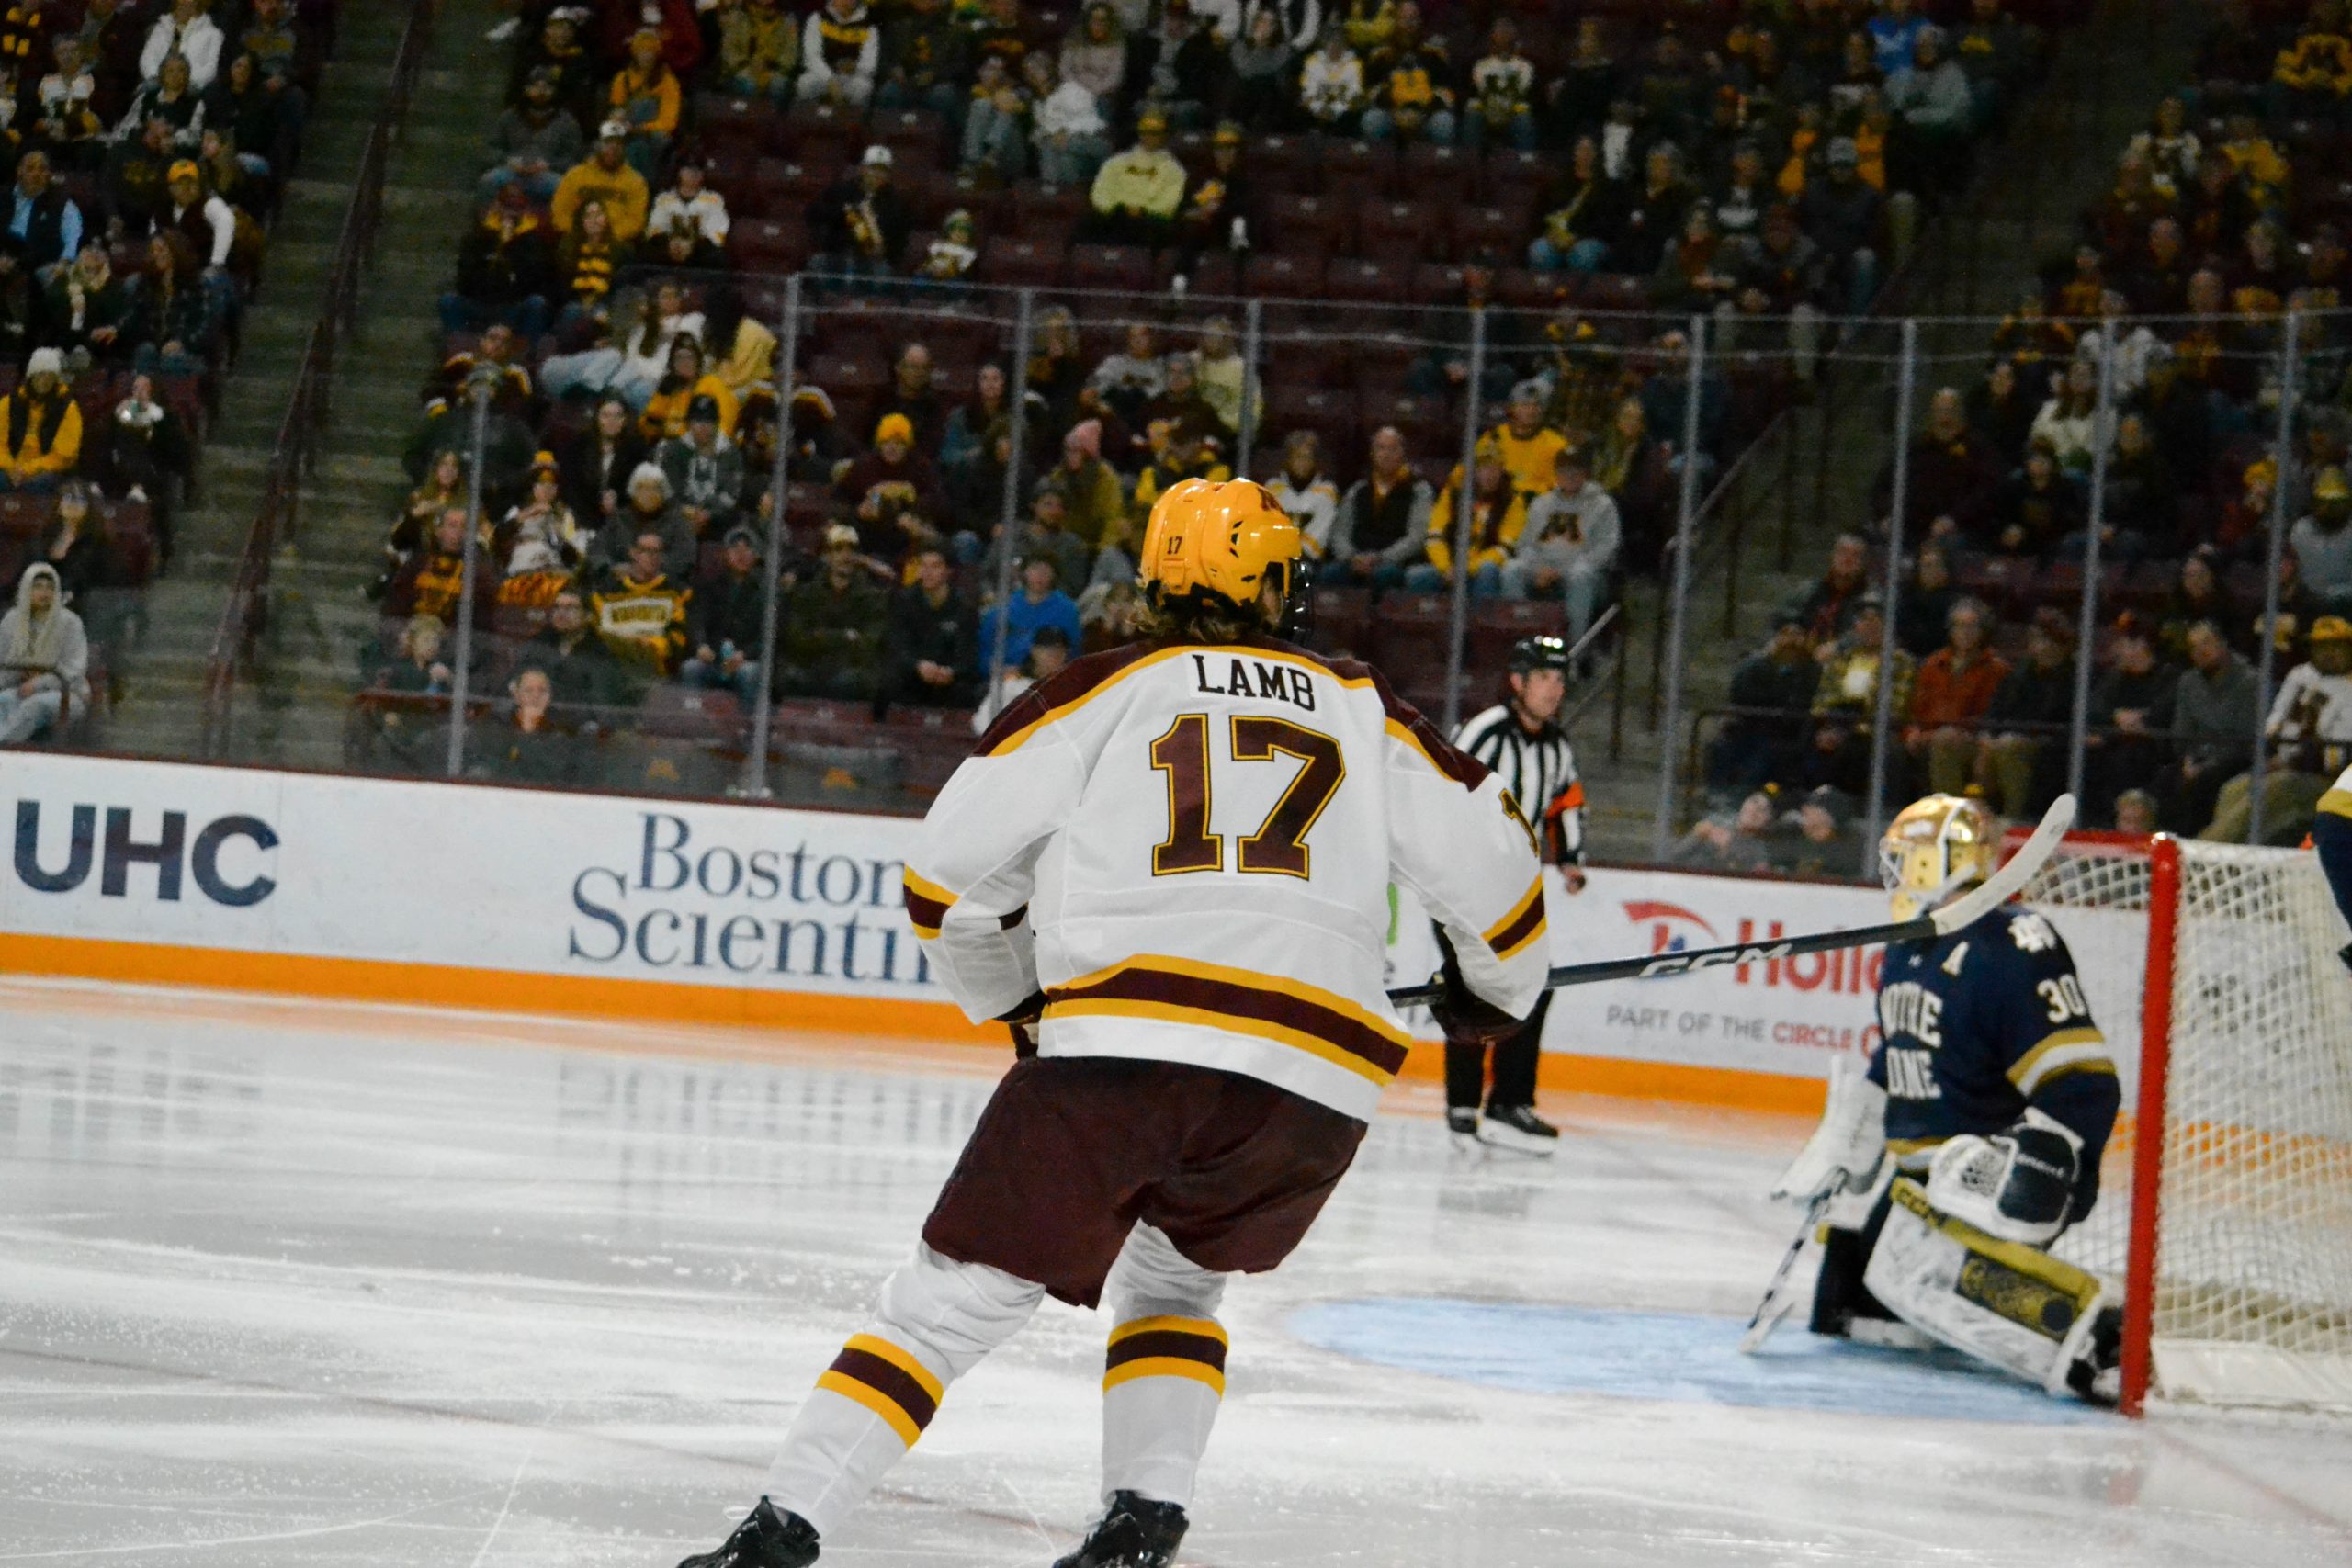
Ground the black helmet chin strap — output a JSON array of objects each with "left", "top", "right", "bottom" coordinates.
[{"left": 1273, "top": 557, "right": 1316, "bottom": 642}]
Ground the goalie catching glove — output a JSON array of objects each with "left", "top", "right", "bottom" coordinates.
[{"left": 1921, "top": 1107, "right": 2083, "bottom": 1247}]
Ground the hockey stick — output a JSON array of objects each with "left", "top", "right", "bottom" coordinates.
[
  {"left": 1387, "top": 794, "right": 2076, "bottom": 1009},
  {"left": 1738, "top": 1181, "right": 1839, "bottom": 1354}
]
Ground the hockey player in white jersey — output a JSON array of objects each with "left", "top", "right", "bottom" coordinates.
[
  {"left": 677, "top": 479, "right": 1552, "bottom": 1568},
  {"left": 1772, "top": 795, "right": 2126, "bottom": 1403}
]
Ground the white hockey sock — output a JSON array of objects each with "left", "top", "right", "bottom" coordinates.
[
  {"left": 763, "top": 1243, "right": 1044, "bottom": 1539},
  {"left": 1098, "top": 1225, "right": 1229, "bottom": 1510}
]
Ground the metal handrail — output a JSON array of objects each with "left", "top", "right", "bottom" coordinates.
[{"left": 199, "top": 1, "right": 439, "bottom": 758}]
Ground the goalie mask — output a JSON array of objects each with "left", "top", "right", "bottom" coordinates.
[
  {"left": 1138, "top": 478, "right": 1305, "bottom": 626},
  {"left": 1880, "top": 795, "right": 1998, "bottom": 921}
]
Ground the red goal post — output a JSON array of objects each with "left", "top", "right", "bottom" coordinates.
[{"left": 1999, "top": 827, "right": 2352, "bottom": 1417}]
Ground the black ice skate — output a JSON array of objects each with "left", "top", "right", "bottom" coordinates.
[
  {"left": 2064, "top": 1303, "right": 2125, "bottom": 1408},
  {"left": 1481, "top": 1103, "right": 1561, "bottom": 1156},
  {"left": 1052, "top": 1490, "right": 1188, "bottom": 1568},
  {"left": 676, "top": 1498, "right": 820, "bottom": 1568},
  {"left": 1446, "top": 1106, "right": 1483, "bottom": 1151}
]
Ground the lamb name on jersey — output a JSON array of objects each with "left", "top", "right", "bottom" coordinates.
[
  {"left": 1871, "top": 902, "right": 2116, "bottom": 1217},
  {"left": 903, "top": 634, "right": 1553, "bottom": 1124}
]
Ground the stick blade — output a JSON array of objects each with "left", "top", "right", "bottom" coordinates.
[
  {"left": 1740, "top": 1296, "right": 1797, "bottom": 1354},
  {"left": 1928, "top": 792, "right": 2076, "bottom": 937}
]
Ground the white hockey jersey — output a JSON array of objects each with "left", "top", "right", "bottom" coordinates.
[{"left": 903, "top": 635, "right": 1552, "bottom": 1122}]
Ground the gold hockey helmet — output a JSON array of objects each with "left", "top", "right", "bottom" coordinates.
[
  {"left": 1880, "top": 794, "right": 2000, "bottom": 921},
  {"left": 1137, "top": 478, "right": 1303, "bottom": 614}
]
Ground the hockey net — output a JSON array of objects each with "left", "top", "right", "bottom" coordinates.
[{"left": 2005, "top": 831, "right": 2352, "bottom": 1416}]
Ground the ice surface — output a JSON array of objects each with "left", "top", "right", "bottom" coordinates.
[{"left": 3, "top": 977, "right": 2348, "bottom": 1566}]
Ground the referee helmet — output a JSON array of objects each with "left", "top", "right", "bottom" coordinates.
[{"left": 1509, "top": 634, "right": 1572, "bottom": 675}]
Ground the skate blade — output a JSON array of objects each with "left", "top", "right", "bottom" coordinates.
[
  {"left": 1478, "top": 1123, "right": 1561, "bottom": 1157},
  {"left": 1848, "top": 1318, "right": 1938, "bottom": 1352}
]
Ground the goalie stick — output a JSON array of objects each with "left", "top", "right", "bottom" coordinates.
[
  {"left": 1387, "top": 794, "right": 2076, "bottom": 1009},
  {"left": 1738, "top": 1180, "right": 1840, "bottom": 1354}
]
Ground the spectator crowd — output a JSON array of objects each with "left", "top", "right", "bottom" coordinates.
[
  {"left": 1694, "top": 0, "right": 2352, "bottom": 856},
  {"left": 397, "top": 0, "right": 2079, "bottom": 787},
  {"left": 0, "top": 0, "right": 328, "bottom": 749}
]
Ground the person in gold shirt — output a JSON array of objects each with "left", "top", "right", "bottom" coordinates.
[
  {"left": 1411, "top": 435, "right": 1525, "bottom": 595},
  {"left": 1084, "top": 108, "right": 1186, "bottom": 249},
  {"left": 1486, "top": 381, "right": 1567, "bottom": 502}
]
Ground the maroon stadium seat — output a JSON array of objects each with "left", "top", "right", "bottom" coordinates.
[
  {"left": 1402, "top": 141, "right": 1480, "bottom": 202},
  {"left": 781, "top": 101, "right": 865, "bottom": 167},
  {"left": 1269, "top": 192, "right": 1341, "bottom": 259},
  {"left": 871, "top": 107, "right": 949, "bottom": 171},
  {"left": 1244, "top": 251, "right": 1327, "bottom": 298},
  {"left": 1068, "top": 243, "right": 1155, "bottom": 293},
  {"left": 1324, "top": 255, "right": 1409, "bottom": 303},
  {"left": 730, "top": 218, "right": 811, "bottom": 275},
  {"left": 981, "top": 234, "right": 1066, "bottom": 286},
  {"left": 1449, "top": 203, "right": 1522, "bottom": 263},
  {"left": 1358, "top": 198, "right": 1434, "bottom": 265}
]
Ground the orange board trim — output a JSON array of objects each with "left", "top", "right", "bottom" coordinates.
[{"left": 0, "top": 932, "right": 1826, "bottom": 1114}]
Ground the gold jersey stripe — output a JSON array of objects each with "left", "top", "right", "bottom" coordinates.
[{"left": 1102, "top": 1356, "right": 1228, "bottom": 1396}]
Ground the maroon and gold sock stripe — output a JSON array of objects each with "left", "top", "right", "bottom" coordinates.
[
  {"left": 1102, "top": 1315, "right": 1228, "bottom": 1397},
  {"left": 814, "top": 1334, "right": 945, "bottom": 1448}
]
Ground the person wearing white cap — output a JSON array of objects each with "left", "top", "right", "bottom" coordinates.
[
  {"left": 549, "top": 116, "right": 650, "bottom": 240},
  {"left": 0, "top": 349, "right": 84, "bottom": 491},
  {"left": 797, "top": 0, "right": 877, "bottom": 107},
  {"left": 811, "top": 144, "right": 908, "bottom": 283}
]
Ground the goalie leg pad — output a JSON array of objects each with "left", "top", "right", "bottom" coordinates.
[{"left": 1863, "top": 1178, "right": 2117, "bottom": 1398}]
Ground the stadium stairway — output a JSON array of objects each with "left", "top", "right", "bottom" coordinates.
[
  {"left": 102, "top": 0, "right": 505, "bottom": 770},
  {"left": 94, "top": 3, "right": 404, "bottom": 763},
  {"left": 1570, "top": 0, "right": 2199, "bottom": 865}
]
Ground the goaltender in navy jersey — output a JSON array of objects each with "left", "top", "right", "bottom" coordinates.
[
  {"left": 903, "top": 634, "right": 1554, "bottom": 1124},
  {"left": 1870, "top": 902, "right": 2120, "bottom": 1218}
]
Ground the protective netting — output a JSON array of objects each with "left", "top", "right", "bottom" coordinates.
[{"left": 2018, "top": 836, "right": 2352, "bottom": 1413}]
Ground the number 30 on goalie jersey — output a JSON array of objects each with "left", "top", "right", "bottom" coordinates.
[
  {"left": 900, "top": 637, "right": 1555, "bottom": 1123},
  {"left": 1870, "top": 903, "right": 2119, "bottom": 1216}
]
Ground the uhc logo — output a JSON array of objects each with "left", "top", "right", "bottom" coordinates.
[{"left": 12, "top": 802, "right": 278, "bottom": 907}]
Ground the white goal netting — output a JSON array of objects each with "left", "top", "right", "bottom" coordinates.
[{"left": 2018, "top": 836, "right": 2352, "bottom": 1414}]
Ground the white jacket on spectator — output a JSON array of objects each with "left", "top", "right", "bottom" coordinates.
[
  {"left": 1035, "top": 80, "right": 1108, "bottom": 138},
  {"left": 1299, "top": 47, "right": 1364, "bottom": 121},
  {"left": 2267, "top": 659, "right": 2352, "bottom": 749},
  {"left": 141, "top": 10, "right": 226, "bottom": 90},
  {"left": 164, "top": 191, "right": 239, "bottom": 268},
  {"left": 649, "top": 187, "right": 731, "bottom": 245},
  {"left": 797, "top": 6, "right": 879, "bottom": 100},
  {"left": 0, "top": 562, "right": 91, "bottom": 728},
  {"left": 1266, "top": 471, "right": 1340, "bottom": 555}
]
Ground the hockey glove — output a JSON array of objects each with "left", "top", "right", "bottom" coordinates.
[
  {"left": 997, "top": 990, "right": 1047, "bottom": 1059},
  {"left": 1426, "top": 931, "right": 1526, "bottom": 1047},
  {"left": 1923, "top": 1107, "right": 2081, "bottom": 1246}
]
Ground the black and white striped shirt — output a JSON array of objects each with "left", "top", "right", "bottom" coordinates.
[{"left": 1453, "top": 704, "right": 1585, "bottom": 865}]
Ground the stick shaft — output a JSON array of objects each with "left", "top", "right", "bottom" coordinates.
[
  {"left": 1385, "top": 913, "right": 1934, "bottom": 1008},
  {"left": 1389, "top": 794, "right": 2075, "bottom": 1010},
  {"left": 1739, "top": 1187, "right": 1835, "bottom": 1354}
]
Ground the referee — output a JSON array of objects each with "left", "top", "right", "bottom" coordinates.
[{"left": 1445, "top": 634, "right": 1588, "bottom": 1153}]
